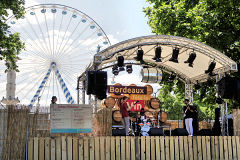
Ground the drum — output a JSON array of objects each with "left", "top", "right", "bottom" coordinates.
[
  {"left": 149, "top": 98, "right": 160, "bottom": 109},
  {"left": 104, "top": 96, "right": 116, "bottom": 108},
  {"left": 144, "top": 111, "right": 154, "bottom": 118},
  {"left": 112, "top": 110, "right": 122, "bottom": 123},
  {"left": 158, "top": 110, "right": 168, "bottom": 123}
]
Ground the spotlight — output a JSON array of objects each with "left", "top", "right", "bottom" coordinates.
[
  {"left": 117, "top": 56, "right": 124, "bottom": 67},
  {"left": 169, "top": 74, "right": 176, "bottom": 82},
  {"left": 194, "top": 81, "right": 201, "bottom": 90},
  {"left": 216, "top": 97, "right": 224, "bottom": 104},
  {"left": 112, "top": 65, "right": 119, "bottom": 75},
  {"left": 126, "top": 65, "right": 133, "bottom": 74},
  {"left": 153, "top": 46, "right": 162, "bottom": 62},
  {"left": 169, "top": 47, "right": 179, "bottom": 63},
  {"left": 205, "top": 61, "right": 216, "bottom": 76},
  {"left": 135, "top": 49, "right": 145, "bottom": 64},
  {"left": 184, "top": 51, "right": 196, "bottom": 67}
]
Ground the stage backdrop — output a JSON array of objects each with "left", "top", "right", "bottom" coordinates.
[{"left": 50, "top": 104, "right": 92, "bottom": 133}]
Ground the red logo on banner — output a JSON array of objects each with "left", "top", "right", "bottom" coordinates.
[{"left": 126, "top": 100, "right": 144, "bottom": 112}]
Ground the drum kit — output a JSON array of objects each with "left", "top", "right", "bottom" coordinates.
[{"left": 129, "top": 111, "right": 167, "bottom": 136}]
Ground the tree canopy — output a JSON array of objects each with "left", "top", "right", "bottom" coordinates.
[
  {"left": 144, "top": 0, "right": 240, "bottom": 118},
  {"left": 0, "top": 0, "right": 25, "bottom": 71}
]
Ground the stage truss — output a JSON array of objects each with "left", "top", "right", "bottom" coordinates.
[{"left": 78, "top": 35, "right": 238, "bottom": 135}]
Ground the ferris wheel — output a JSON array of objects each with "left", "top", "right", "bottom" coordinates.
[{"left": 0, "top": 4, "right": 110, "bottom": 107}]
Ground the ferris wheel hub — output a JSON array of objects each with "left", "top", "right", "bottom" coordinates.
[{"left": 51, "top": 62, "right": 57, "bottom": 68}]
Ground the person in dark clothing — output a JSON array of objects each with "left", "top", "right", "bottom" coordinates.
[
  {"left": 182, "top": 99, "right": 196, "bottom": 136},
  {"left": 119, "top": 96, "right": 138, "bottom": 135}
]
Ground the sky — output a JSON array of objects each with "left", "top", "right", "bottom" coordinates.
[
  {"left": 0, "top": 0, "right": 161, "bottom": 106},
  {"left": 25, "top": 0, "right": 153, "bottom": 43}
]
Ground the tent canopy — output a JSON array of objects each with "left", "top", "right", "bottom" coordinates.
[{"left": 90, "top": 35, "right": 238, "bottom": 83}]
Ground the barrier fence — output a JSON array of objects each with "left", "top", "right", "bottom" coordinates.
[{"left": 28, "top": 136, "right": 240, "bottom": 160}]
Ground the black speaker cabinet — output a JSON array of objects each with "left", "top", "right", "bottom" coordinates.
[
  {"left": 217, "top": 77, "right": 235, "bottom": 99},
  {"left": 172, "top": 128, "right": 188, "bottom": 136},
  {"left": 95, "top": 71, "right": 107, "bottom": 100},
  {"left": 198, "top": 129, "right": 212, "bottom": 136},
  {"left": 112, "top": 128, "right": 126, "bottom": 136},
  {"left": 149, "top": 128, "right": 164, "bottom": 136},
  {"left": 86, "top": 71, "right": 107, "bottom": 99},
  {"left": 86, "top": 71, "right": 96, "bottom": 95}
]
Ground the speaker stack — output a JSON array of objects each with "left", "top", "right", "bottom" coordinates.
[
  {"left": 217, "top": 76, "right": 240, "bottom": 99},
  {"left": 86, "top": 71, "right": 107, "bottom": 100},
  {"left": 171, "top": 128, "right": 189, "bottom": 136}
]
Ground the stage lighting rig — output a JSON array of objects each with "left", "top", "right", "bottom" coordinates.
[
  {"left": 153, "top": 46, "right": 162, "bottom": 62},
  {"left": 126, "top": 65, "right": 133, "bottom": 74},
  {"left": 134, "top": 49, "right": 145, "bottom": 64},
  {"left": 205, "top": 60, "right": 216, "bottom": 76},
  {"left": 112, "top": 65, "right": 119, "bottom": 75},
  {"left": 169, "top": 47, "right": 179, "bottom": 63},
  {"left": 184, "top": 51, "right": 196, "bottom": 67}
]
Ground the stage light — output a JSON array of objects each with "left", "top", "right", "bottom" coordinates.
[
  {"left": 205, "top": 61, "right": 216, "bottom": 76},
  {"left": 117, "top": 56, "right": 124, "bottom": 67},
  {"left": 126, "top": 65, "right": 133, "bottom": 74},
  {"left": 169, "top": 47, "right": 179, "bottom": 63},
  {"left": 184, "top": 51, "right": 196, "bottom": 67},
  {"left": 112, "top": 65, "right": 119, "bottom": 75},
  {"left": 194, "top": 81, "right": 201, "bottom": 90},
  {"left": 153, "top": 46, "right": 162, "bottom": 62},
  {"left": 135, "top": 49, "right": 145, "bottom": 64},
  {"left": 216, "top": 97, "right": 224, "bottom": 104}
]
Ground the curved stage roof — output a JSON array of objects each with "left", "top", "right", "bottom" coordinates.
[{"left": 89, "top": 35, "right": 238, "bottom": 83}]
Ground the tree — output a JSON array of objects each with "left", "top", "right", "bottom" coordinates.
[
  {"left": 144, "top": 0, "right": 240, "bottom": 110},
  {"left": 0, "top": 0, "right": 25, "bottom": 71}
]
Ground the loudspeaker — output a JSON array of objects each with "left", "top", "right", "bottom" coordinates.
[
  {"left": 86, "top": 71, "right": 107, "bottom": 99},
  {"left": 172, "top": 128, "right": 188, "bottom": 136},
  {"left": 217, "top": 77, "right": 235, "bottom": 99},
  {"left": 112, "top": 128, "right": 125, "bottom": 136},
  {"left": 86, "top": 71, "right": 96, "bottom": 95},
  {"left": 95, "top": 71, "right": 107, "bottom": 100},
  {"left": 149, "top": 128, "right": 164, "bottom": 136},
  {"left": 198, "top": 129, "right": 212, "bottom": 136},
  {"left": 234, "top": 80, "right": 240, "bottom": 99}
]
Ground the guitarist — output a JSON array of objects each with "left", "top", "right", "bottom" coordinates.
[{"left": 119, "top": 96, "right": 138, "bottom": 136}]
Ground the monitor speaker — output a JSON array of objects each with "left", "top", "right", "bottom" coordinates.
[
  {"left": 198, "top": 129, "right": 212, "bottom": 136},
  {"left": 172, "top": 128, "right": 188, "bottom": 136},
  {"left": 112, "top": 128, "right": 125, "bottom": 136},
  {"left": 149, "top": 128, "right": 164, "bottom": 136}
]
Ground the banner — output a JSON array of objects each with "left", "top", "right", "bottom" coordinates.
[
  {"left": 108, "top": 85, "right": 147, "bottom": 94},
  {"left": 50, "top": 104, "right": 92, "bottom": 133},
  {"left": 130, "top": 94, "right": 151, "bottom": 101},
  {"left": 126, "top": 100, "right": 144, "bottom": 112}
]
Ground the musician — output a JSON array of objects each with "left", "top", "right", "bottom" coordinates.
[
  {"left": 182, "top": 99, "right": 196, "bottom": 136},
  {"left": 119, "top": 96, "right": 137, "bottom": 136}
]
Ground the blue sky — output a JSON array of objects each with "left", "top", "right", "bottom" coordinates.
[{"left": 26, "top": 0, "right": 153, "bottom": 43}]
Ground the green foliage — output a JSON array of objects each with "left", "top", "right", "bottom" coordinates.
[
  {"left": 0, "top": 0, "right": 25, "bottom": 71},
  {"left": 144, "top": 0, "right": 240, "bottom": 114}
]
